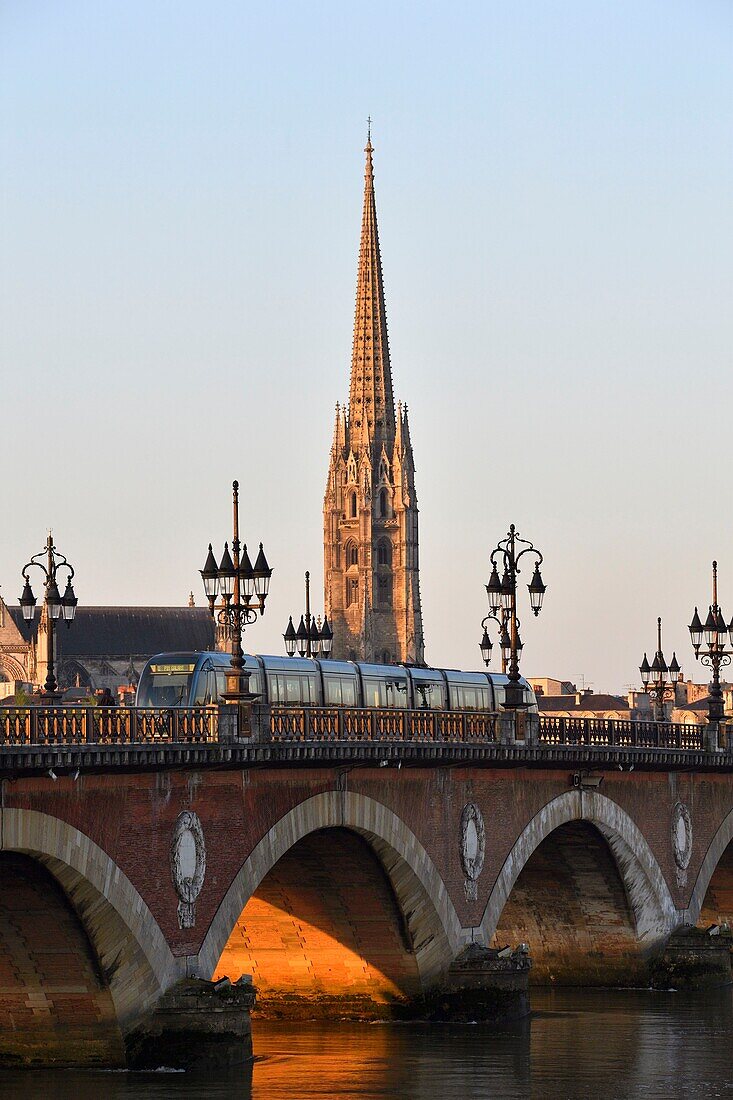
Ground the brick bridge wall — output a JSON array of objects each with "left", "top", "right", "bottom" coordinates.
[{"left": 1, "top": 763, "right": 733, "bottom": 1042}]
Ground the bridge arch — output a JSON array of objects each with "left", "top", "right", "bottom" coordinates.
[
  {"left": 1, "top": 808, "right": 179, "bottom": 1030},
  {"left": 688, "top": 806, "right": 733, "bottom": 926},
  {"left": 480, "top": 790, "right": 676, "bottom": 979},
  {"left": 198, "top": 791, "right": 461, "bottom": 1000}
]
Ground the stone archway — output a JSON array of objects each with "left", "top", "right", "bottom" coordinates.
[
  {"left": 688, "top": 806, "right": 733, "bottom": 927},
  {"left": 480, "top": 790, "right": 676, "bottom": 979},
  {"left": 0, "top": 653, "right": 27, "bottom": 683},
  {"left": 197, "top": 792, "right": 461, "bottom": 999},
  {"left": 1, "top": 808, "right": 181, "bottom": 1030}
]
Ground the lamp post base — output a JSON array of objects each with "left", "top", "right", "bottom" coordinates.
[
  {"left": 38, "top": 691, "right": 64, "bottom": 707},
  {"left": 503, "top": 681, "right": 527, "bottom": 711}
]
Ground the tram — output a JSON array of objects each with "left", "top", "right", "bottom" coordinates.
[{"left": 136, "top": 652, "right": 538, "bottom": 713}]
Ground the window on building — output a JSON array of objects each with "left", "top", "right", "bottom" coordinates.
[
  {"left": 350, "top": 493, "right": 358, "bottom": 518},
  {"left": 347, "top": 543, "right": 359, "bottom": 568},
  {"left": 377, "top": 540, "right": 391, "bottom": 567},
  {"left": 379, "top": 488, "right": 388, "bottom": 517},
  {"left": 378, "top": 575, "right": 393, "bottom": 607},
  {"left": 346, "top": 578, "right": 359, "bottom": 607}
]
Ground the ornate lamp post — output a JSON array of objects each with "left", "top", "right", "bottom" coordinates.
[
  {"left": 688, "top": 560, "right": 732, "bottom": 727},
  {"left": 639, "top": 617, "right": 680, "bottom": 722},
  {"left": 200, "top": 481, "right": 272, "bottom": 701},
  {"left": 481, "top": 524, "right": 546, "bottom": 709},
  {"left": 19, "top": 532, "right": 78, "bottom": 699},
  {"left": 283, "top": 570, "right": 333, "bottom": 659}
]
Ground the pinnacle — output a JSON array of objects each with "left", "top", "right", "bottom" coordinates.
[{"left": 348, "top": 137, "right": 395, "bottom": 449}]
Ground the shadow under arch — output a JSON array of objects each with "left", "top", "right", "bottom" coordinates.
[
  {"left": 1, "top": 807, "right": 180, "bottom": 1029},
  {"left": 197, "top": 791, "right": 462, "bottom": 991},
  {"left": 687, "top": 805, "right": 733, "bottom": 926},
  {"left": 479, "top": 790, "right": 676, "bottom": 959}
]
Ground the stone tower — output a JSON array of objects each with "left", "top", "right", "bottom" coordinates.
[{"left": 323, "top": 137, "right": 425, "bottom": 665}]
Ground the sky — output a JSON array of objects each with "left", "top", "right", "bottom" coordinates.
[{"left": 1, "top": 1, "right": 732, "bottom": 692}]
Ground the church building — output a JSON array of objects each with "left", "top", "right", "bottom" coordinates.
[{"left": 323, "top": 137, "right": 425, "bottom": 665}]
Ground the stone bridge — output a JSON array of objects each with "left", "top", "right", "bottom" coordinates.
[{"left": 0, "top": 703, "right": 732, "bottom": 1068}]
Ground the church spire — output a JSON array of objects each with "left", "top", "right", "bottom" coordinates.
[{"left": 348, "top": 133, "right": 395, "bottom": 446}]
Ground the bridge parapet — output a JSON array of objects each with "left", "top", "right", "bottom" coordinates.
[
  {"left": 0, "top": 704, "right": 722, "bottom": 765},
  {"left": 538, "top": 715, "right": 710, "bottom": 752}
]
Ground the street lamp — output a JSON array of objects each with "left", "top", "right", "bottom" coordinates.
[
  {"left": 200, "top": 480, "right": 272, "bottom": 701},
  {"left": 283, "top": 570, "right": 333, "bottom": 658},
  {"left": 688, "top": 560, "right": 732, "bottom": 727},
  {"left": 479, "top": 607, "right": 514, "bottom": 674},
  {"left": 639, "top": 617, "right": 680, "bottom": 722},
  {"left": 19, "top": 532, "right": 78, "bottom": 698},
  {"left": 480, "top": 524, "right": 546, "bottom": 709}
]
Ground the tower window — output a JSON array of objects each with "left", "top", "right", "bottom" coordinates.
[
  {"left": 378, "top": 575, "right": 393, "bottom": 607},
  {"left": 379, "top": 488, "right": 388, "bottom": 517},
  {"left": 346, "top": 578, "right": 359, "bottom": 607},
  {"left": 350, "top": 492, "right": 358, "bottom": 518},
  {"left": 347, "top": 543, "right": 359, "bottom": 568},
  {"left": 377, "top": 540, "right": 391, "bottom": 567}
]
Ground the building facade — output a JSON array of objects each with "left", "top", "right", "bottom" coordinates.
[
  {"left": 323, "top": 138, "right": 425, "bottom": 664},
  {"left": 0, "top": 596, "right": 214, "bottom": 698}
]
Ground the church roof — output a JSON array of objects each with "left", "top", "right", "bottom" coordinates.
[
  {"left": 9, "top": 606, "right": 215, "bottom": 657},
  {"left": 348, "top": 135, "right": 396, "bottom": 445}
]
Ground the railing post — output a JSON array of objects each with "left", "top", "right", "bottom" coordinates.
[
  {"left": 499, "top": 710, "right": 516, "bottom": 745},
  {"left": 706, "top": 722, "right": 720, "bottom": 753},
  {"left": 217, "top": 704, "right": 238, "bottom": 743}
]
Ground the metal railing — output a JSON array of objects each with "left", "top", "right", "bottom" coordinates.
[
  {"left": 0, "top": 707, "right": 219, "bottom": 747},
  {"left": 267, "top": 706, "right": 498, "bottom": 743},
  {"left": 538, "top": 715, "right": 706, "bottom": 752},
  {"left": 0, "top": 704, "right": 715, "bottom": 755}
]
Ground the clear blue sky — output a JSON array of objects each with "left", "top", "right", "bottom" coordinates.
[{"left": 1, "top": 1, "right": 732, "bottom": 691}]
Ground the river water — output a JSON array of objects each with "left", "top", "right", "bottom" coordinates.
[{"left": 0, "top": 989, "right": 731, "bottom": 1099}]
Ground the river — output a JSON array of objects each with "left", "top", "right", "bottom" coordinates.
[{"left": 0, "top": 988, "right": 731, "bottom": 1099}]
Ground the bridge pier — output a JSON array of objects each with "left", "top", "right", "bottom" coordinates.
[
  {"left": 124, "top": 976, "right": 256, "bottom": 1072},
  {"left": 424, "top": 944, "right": 531, "bottom": 1022},
  {"left": 650, "top": 926, "right": 733, "bottom": 991}
]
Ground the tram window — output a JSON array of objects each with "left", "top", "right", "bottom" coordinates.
[
  {"left": 363, "top": 676, "right": 407, "bottom": 708},
  {"left": 451, "top": 684, "right": 491, "bottom": 711},
  {"left": 414, "top": 680, "right": 445, "bottom": 709},
  {"left": 269, "top": 673, "right": 317, "bottom": 705},
  {"left": 193, "top": 667, "right": 214, "bottom": 705},
  {"left": 285, "top": 675, "right": 303, "bottom": 704},
  {"left": 324, "top": 675, "right": 357, "bottom": 706},
  {"left": 266, "top": 673, "right": 279, "bottom": 703},
  {"left": 362, "top": 677, "right": 382, "bottom": 707},
  {"left": 324, "top": 677, "right": 341, "bottom": 705}
]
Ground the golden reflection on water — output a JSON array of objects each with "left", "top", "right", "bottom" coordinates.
[{"left": 0, "top": 989, "right": 732, "bottom": 1099}]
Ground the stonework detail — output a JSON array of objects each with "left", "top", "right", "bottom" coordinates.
[
  {"left": 170, "top": 811, "right": 206, "bottom": 929},
  {"left": 672, "top": 801, "right": 692, "bottom": 888},
  {"left": 460, "top": 803, "right": 486, "bottom": 902},
  {"left": 323, "top": 140, "right": 424, "bottom": 664}
]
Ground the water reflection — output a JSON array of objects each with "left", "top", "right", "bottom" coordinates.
[{"left": 0, "top": 988, "right": 731, "bottom": 1099}]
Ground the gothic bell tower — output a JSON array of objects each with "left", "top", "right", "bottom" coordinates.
[{"left": 323, "top": 135, "right": 425, "bottom": 665}]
